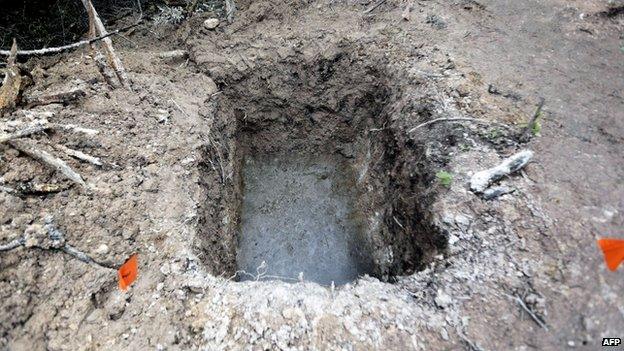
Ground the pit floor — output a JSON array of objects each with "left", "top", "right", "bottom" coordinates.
[{"left": 237, "top": 153, "right": 374, "bottom": 285}]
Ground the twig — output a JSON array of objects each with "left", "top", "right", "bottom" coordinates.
[
  {"left": 0, "top": 120, "right": 98, "bottom": 142},
  {"left": 169, "top": 99, "right": 189, "bottom": 118},
  {"left": 408, "top": 117, "right": 513, "bottom": 133},
  {"left": 0, "top": 215, "right": 115, "bottom": 269},
  {"left": 24, "top": 87, "right": 86, "bottom": 107},
  {"left": 0, "top": 22, "right": 141, "bottom": 56},
  {"left": 13, "top": 182, "right": 70, "bottom": 195},
  {"left": 50, "top": 123, "right": 99, "bottom": 136},
  {"left": 54, "top": 144, "right": 103, "bottom": 166},
  {"left": 0, "top": 185, "right": 18, "bottom": 195},
  {"left": 458, "top": 332, "right": 484, "bottom": 351},
  {"left": 519, "top": 98, "right": 545, "bottom": 143},
  {"left": 470, "top": 150, "right": 533, "bottom": 193},
  {"left": 0, "top": 40, "right": 22, "bottom": 115},
  {"left": 0, "top": 124, "right": 47, "bottom": 143},
  {"left": 82, "top": 0, "right": 130, "bottom": 87},
  {"left": 0, "top": 237, "right": 25, "bottom": 251},
  {"left": 225, "top": 0, "right": 237, "bottom": 23},
  {"left": 8, "top": 139, "right": 88, "bottom": 188},
  {"left": 505, "top": 293, "right": 548, "bottom": 330},
  {"left": 364, "top": 0, "right": 388, "bottom": 14}
]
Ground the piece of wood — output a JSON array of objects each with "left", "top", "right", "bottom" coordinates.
[
  {"left": 408, "top": 117, "right": 514, "bottom": 133},
  {"left": 52, "top": 123, "right": 99, "bottom": 136},
  {"left": 364, "top": 0, "right": 387, "bottom": 14},
  {"left": 0, "top": 124, "right": 47, "bottom": 143},
  {"left": 54, "top": 144, "right": 103, "bottom": 166},
  {"left": 8, "top": 139, "right": 87, "bottom": 188},
  {"left": 82, "top": 0, "right": 129, "bottom": 87},
  {"left": 0, "top": 120, "right": 99, "bottom": 143},
  {"left": 510, "top": 294, "right": 548, "bottom": 330},
  {"left": 470, "top": 150, "right": 533, "bottom": 193},
  {"left": 0, "top": 237, "right": 24, "bottom": 251},
  {"left": 24, "top": 87, "right": 86, "bottom": 107},
  {"left": 0, "top": 40, "right": 22, "bottom": 115},
  {"left": 225, "top": 0, "right": 236, "bottom": 23},
  {"left": 0, "top": 22, "right": 141, "bottom": 56}
]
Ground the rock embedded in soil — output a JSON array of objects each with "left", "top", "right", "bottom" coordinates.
[{"left": 203, "top": 18, "right": 220, "bottom": 30}]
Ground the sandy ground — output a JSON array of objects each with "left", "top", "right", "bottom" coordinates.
[{"left": 0, "top": 0, "right": 623, "bottom": 350}]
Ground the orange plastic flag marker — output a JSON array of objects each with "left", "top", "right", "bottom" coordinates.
[
  {"left": 118, "top": 254, "right": 138, "bottom": 290},
  {"left": 597, "top": 239, "right": 624, "bottom": 272}
]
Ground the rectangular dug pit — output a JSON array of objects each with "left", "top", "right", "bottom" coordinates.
[
  {"left": 196, "top": 55, "right": 448, "bottom": 285},
  {"left": 237, "top": 154, "right": 374, "bottom": 285}
]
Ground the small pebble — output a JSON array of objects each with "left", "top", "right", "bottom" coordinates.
[
  {"left": 96, "top": 244, "right": 109, "bottom": 255},
  {"left": 203, "top": 18, "right": 219, "bottom": 30}
]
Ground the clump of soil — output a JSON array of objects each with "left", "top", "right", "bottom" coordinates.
[{"left": 196, "top": 47, "right": 447, "bottom": 282}]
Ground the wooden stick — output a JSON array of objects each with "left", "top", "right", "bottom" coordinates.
[
  {"left": 0, "top": 120, "right": 98, "bottom": 143},
  {"left": 0, "top": 216, "right": 115, "bottom": 269},
  {"left": 0, "top": 124, "right": 47, "bottom": 143},
  {"left": 364, "top": 0, "right": 387, "bottom": 14},
  {"left": 470, "top": 150, "right": 533, "bottom": 193},
  {"left": 54, "top": 144, "right": 103, "bottom": 166},
  {"left": 0, "top": 22, "right": 141, "bottom": 56},
  {"left": 81, "top": 0, "right": 129, "bottom": 87},
  {"left": 0, "top": 237, "right": 24, "bottom": 251},
  {"left": 408, "top": 117, "right": 514, "bottom": 133},
  {"left": 51, "top": 123, "right": 99, "bottom": 136},
  {"left": 225, "top": 0, "right": 237, "bottom": 23},
  {"left": 0, "top": 40, "right": 22, "bottom": 115},
  {"left": 509, "top": 294, "right": 548, "bottom": 330},
  {"left": 24, "top": 87, "right": 86, "bottom": 107},
  {"left": 8, "top": 139, "right": 87, "bottom": 188}
]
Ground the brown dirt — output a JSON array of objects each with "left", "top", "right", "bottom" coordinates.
[{"left": 0, "top": 0, "right": 622, "bottom": 350}]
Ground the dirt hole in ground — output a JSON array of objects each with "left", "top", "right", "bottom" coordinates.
[{"left": 196, "top": 49, "right": 447, "bottom": 285}]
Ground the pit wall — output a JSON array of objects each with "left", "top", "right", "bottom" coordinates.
[{"left": 196, "top": 47, "right": 448, "bottom": 282}]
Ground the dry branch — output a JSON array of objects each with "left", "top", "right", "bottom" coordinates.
[
  {"left": 0, "top": 124, "right": 47, "bottom": 143},
  {"left": 8, "top": 139, "right": 87, "bottom": 188},
  {"left": 0, "top": 40, "right": 22, "bottom": 115},
  {"left": 52, "top": 123, "right": 99, "bottom": 136},
  {"left": 0, "top": 215, "right": 115, "bottom": 269},
  {"left": 82, "top": 0, "right": 128, "bottom": 86},
  {"left": 225, "top": 0, "right": 237, "bottom": 23},
  {"left": 82, "top": 0, "right": 129, "bottom": 87},
  {"left": 0, "top": 237, "right": 24, "bottom": 251},
  {"left": 0, "top": 22, "right": 141, "bottom": 56},
  {"left": 506, "top": 293, "right": 548, "bottom": 331},
  {"left": 24, "top": 87, "right": 86, "bottom": 107},
  {"left": 364, "top": 0, "right": 387, "bottom": 14},
  {"left": 0, "top": 120, "right": 98, "bottom": 143},
  {"left": 470, "top": 150, "right": 533, "bottom": 193},
  {"left": 54, "top": 144, "right": 102, "bottom": 166},
  {"left": 408, "top": 117, "right": 514, "bottom": 133}
]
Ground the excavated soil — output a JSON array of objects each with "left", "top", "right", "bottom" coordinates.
[{"left": 1, "top": 0, "right": 623, "bottom": 350}]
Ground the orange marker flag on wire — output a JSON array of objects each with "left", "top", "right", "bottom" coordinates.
[
  {"left": 118, "top": 254, "right": 138, "bottom": 290},
  {"left": 597, "top": 239, "right": 624, "bottom": 272}
]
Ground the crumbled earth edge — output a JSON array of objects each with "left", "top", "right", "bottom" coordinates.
[{"left": 1, "top": 0, "right": 623, "bottom": 350}]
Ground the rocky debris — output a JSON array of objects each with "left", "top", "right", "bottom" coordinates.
[{"left": 203, "top": 18, "right": 220, "bottom": 30}]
